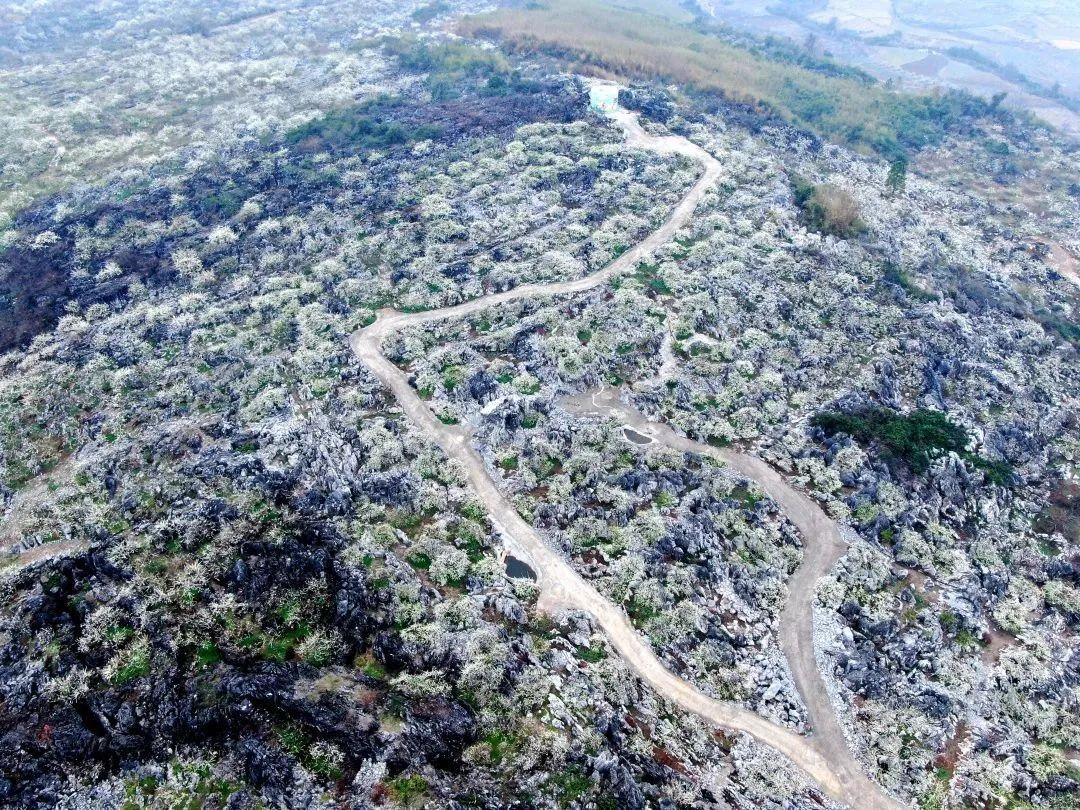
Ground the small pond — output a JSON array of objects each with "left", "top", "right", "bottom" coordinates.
[
  {"left": 623, "top": 427, "right": 652, "bottom": 445},
  {"left": 589, "top": 83, "right": 619, "bottom": 111},
  {"left": 505, "top": 555, "right": 537, "bottom": 581}
]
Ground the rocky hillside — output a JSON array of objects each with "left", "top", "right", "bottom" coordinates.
[{"left": 1, "top": 2, "right": 1077, "bottom": 809}]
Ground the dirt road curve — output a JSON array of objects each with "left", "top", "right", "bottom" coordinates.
[
  {"left": 562, "top": 388, "right": 898, "bottom": 810},
  {"left": 350, "top": 92, "right": 902, "bottom": 809}
]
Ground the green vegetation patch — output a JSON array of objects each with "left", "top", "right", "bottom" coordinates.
[
  {"left": 576, "top": 644, "right": 607, "bottom": 663},
  {"left": 633, "top": 261, "right": 672, "bottom": 294},
  {"left": 547, "top": 764, "right": 592, "bottom": 807},
  {"left": 285, "top": 97, "right": 442, "bottom": 154},
  {"left": 813, "top": 407, "right": 964, "bottom": 472},
  {"left": 388, "top": 774, "right": 429, "bottom": 805},
  {"left": 813, "top": 407, "right": 1011, "bottom": 483},
  {"left": 261, "top": 624, "right": 312, "bottom": 663},
  {"left": 484, "top": 730, "right": 520, "bottom": 766},
  {"left": 385, "top": 36, "right": 516, "bottom": 101},
  {"left": 356, "top": 651, "right": 388, "bottom": 679},
  {"left": 275, "top": 723, "right": 342, "bottom": 780},
  {"left": 194, "top": 642, "right": 222, "bottom": 669},
  {"left": 122, "top": 762, "right": 240, "bottom": 810},
  {"left": 111, "top": 637, "right": 152, "bottom": 686}
]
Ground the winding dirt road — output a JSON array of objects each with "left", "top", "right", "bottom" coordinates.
[{"left": 349, "top": 95, "right": 901, "bottom": 809}]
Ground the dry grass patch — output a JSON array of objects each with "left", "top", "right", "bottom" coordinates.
[{"left": 459, "top": 0, "right": 1003, "bottom": 160}]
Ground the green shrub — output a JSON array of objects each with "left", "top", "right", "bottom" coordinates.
[
  {"left": 886, "top": 155, "right": 907, "bottom": 194},
  {"left": 197, "top": 188, "right": 244, "bottom": 219},
  {"left": 938, "top": 610, "right": 959, "bottom": 634},
  {"left": 577, "top": 644, "right": 607, "bottom": 663},
  {"left": 484, "top": 730, "right": 519, "bottom": 765},
  {"left": 277, "top": 724, "right": 307, "bottom": 758},
  {"left": 460, "top": 502, "right": 487, "bottom": 522},
  {"left": 308, "top": 745, "right": 342, "bottom": 779},
  {"left": 112, "top": 646, "right": 151, "bottom": 685},
  {"left": 441, "top": 364, "right": 466, "bottom": 391},
  {"left": 194, "top": 642, "right": 221, "bottom": 669},
  {"left": 965, "top": 454, "right": 1014, "bottom": 487},
  {"left": 628, "top": 596, "right": 658, "bottom": 623},
  {"left": 107, "top": 625, "right": 135, "bottom": 644},
  {"left": 390, "top": 38, "right": 510, "bottom": 78}
]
